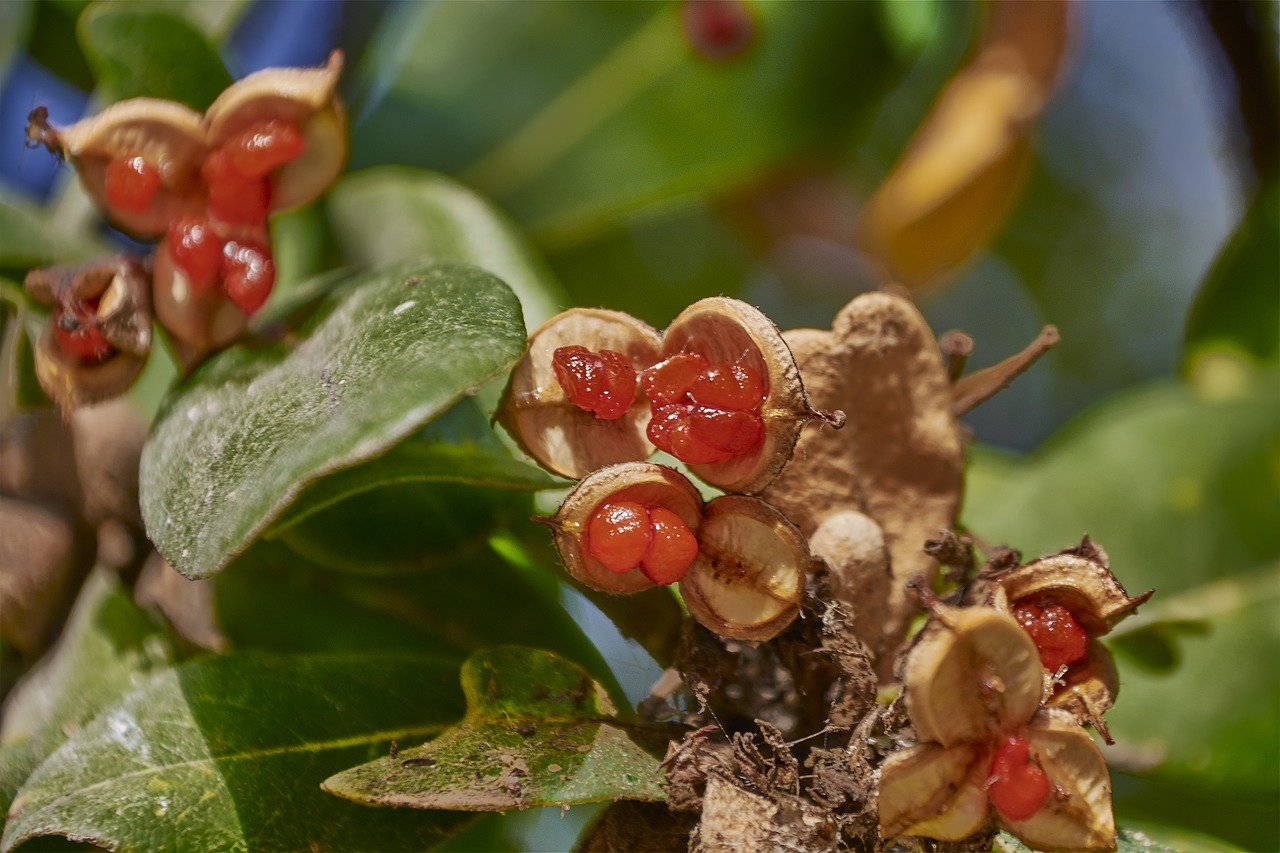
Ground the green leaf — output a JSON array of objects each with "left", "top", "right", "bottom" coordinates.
[
  {"left": 327, "top": 167, "right": 570, "bottom": 331},
  {"left": 77, "top": 2, "right": 232, "bottom": 110},
  {"left": 322, "top": 647, "right": 673, "bottom": 811},
  {"left": 139, "top": 261, "right": 527, "bottom": 580},
  {"left": 0, "top": 570, "right": 172, "bottom": 816},
  {"left": 1, "top": 653, "right": 473, "bottom": 852},
  {"left": 1, "top": 279, "right": 49, "bottom": 410},
  {"left": 996, "top": 827, "right": 1194, "bottom": 853},
  {"left": 0, "top": 197, "right": 107, "bottom": 273},
  {"left": 0, "top": 1, "right": 32, "bottom": 74}
]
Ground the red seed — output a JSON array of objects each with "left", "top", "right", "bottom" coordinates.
[
  {"left": 221, "top": 240, "right": 275, "bottom": 315},
  {"left": 552, "top": 346, "right": 637, "bottom": 420},
  {"left": 53, "top": 301, "right": 113, "bottom": 363},
  {"left": 202, "top": 149, "right": 271, "bottom": 226},
  {"left": 223, "top": 119, "right": 305, "bottom": 179},
  {"left": 166, "top": 217, "right": 224, "bottom": 291},
  {"left": 689, "top": 406, "right": 764, "bottom": 455},
  {"left": 689, "top": 361, "right": 766, "bottom": 411},
  {"left": 586, "top": 501, "right": 652, "bottom": 573},
  {"left": 104, "top": 155, "right": 161, "bottom": 214},
  {"left": 988, "top": 735, "right": 1050, "bottom": 822},
  {"left": 645, "top": 404, "right": 687, "bottom": 454},
  {"left": 681, "top": 0, "right": 755, "bottom": 61},
  {"left": 668, "top": 418, "right": 735, "bottom": 464},
  {"left": 641, "top": 352, "right": 708, "bottom": 405},
  {"left": 1014, "top": 600, "right": 1089, "bottom": 673},
  {"left": 641, "top": 507, "right": 698, "bottom": 585}
]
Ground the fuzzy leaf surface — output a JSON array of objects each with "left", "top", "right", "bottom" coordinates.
[
  {"left": 323, "top": 647, "right": 672, "bottom": 811},
  {"left": 139, "top": 261, "right": 526, "bottom": 580}
]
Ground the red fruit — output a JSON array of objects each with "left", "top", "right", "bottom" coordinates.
[
  {"left": 552, "top": 346, "right": 637, "bottom": 420},
  {"left": 166, "top": 217, "right": 225, "bottom": 290},
  {"left": 1014, "top": 600, "right": 1089, "bottom": 673},
  {"left": 53, "top": 300, "right": 113, "bottom": 363},
  {"left": 641, "top": 352, "right": 708, "bottom": 405},
  {"left": 640, "top": 506, "right": 698, "bottom": 585},
  {"left": 221, "top": 240, "right": 275, "bottom": 315},
  {"left": 681, "top": 0, "right": 755, "bottom": 61},
  {"left": 988, "top": 735, "right": 1051, "bottom": 822},
  {"left": 586, "top": 501, "right": 652, "bottom": 573},
  {"left": 202, "top": 149, "right": 271, "bottom": 226},
  {"left": 689, "top": 361, "right": 766, "bottom": 411},
  {"left": 104, "top": 155, "right": 161, "bottom": 214},
  {"left": 689, "top": 407, "right": 764, "bottom": 455},
  {"left": 668, "top": 418, "right": 735, "bottom": 464},
  {"left": 223, "top": 119, "right": 305, "bottom": 179},
  {"left": 646, "top": 404, "right": 687, "bottom": 454}
]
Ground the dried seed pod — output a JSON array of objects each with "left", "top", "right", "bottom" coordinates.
[
  {"left": 203, "top": 50, "right": 347, "bottom": 212},
  {"left": 545, "top": 462, "right": 703, "bottom": 595},
  {"left": 806, "top": 509, "right": 891, "bottom": 654},
  {"left": 679, "top": 495, "right": 810, "bottom": 642},
  {"left": 152, "top": 238, "right": 248, "bottom": 365},
  {"left": 996, "top": 547, "right": 1153, "bottom": 635},
  {"left": 1011, "top": 714, "right": 1116, "bottom": 852},
  {"left": 662, "top": 297, "right": 838, "bottom": 494},
  {"left": 27, "top": 100, "right": 207, "bottom": 236},
  {"left": 903, "top": 605, "right": 1043, "bottom": 748},
  {"left": 500, "top": 309, "right": 662, "bottom": 480},
  {"left": 25, "top": 257, "right": 152, "bottom": 409},
  {"left": 878, "top": 741, "right": 988, "bottom": 840}
]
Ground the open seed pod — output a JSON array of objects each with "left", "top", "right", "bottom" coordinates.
[
  {"left": 1008, "top": 713, "right": 1116, "bottom": 851},
  {"left": 662, "top": 297, "right": 837, "bottom": 494},
  {"left": 27, "top": 101, "right": 207, "bottom": 236},
  {"left": 151, "top": 229, "right": 250, "bottom": 363},
  {"left": 500, "top": 309, "right": 662, "bottom": 479},
  {"left": 546, "top": 462, "right": 703, "bottom": 594},
  {"left": 203, "top": 50, "right": 347, "bottom": 212},
  {"left": 25, "top": 257, "right": 152, "bottom": 409},
  {"left": 994, "top": 543, "right": 1154, "bottom": 636},
  {"left": 679, "top": 494, "right": 811, "bottom": 642}
]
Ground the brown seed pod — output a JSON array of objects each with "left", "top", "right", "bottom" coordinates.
[
  {"left": 25, "top": 256, "right": 152, "bottom": 409},
  {"left": 878, "top": 741, "right": 988, "bottom": 841},
  {"left": 1011, "top": 713, "right": 1116, "bottom": 852},
  {"left": 679, "top": 495, "right": 810, "bottom": 642},
  {"left": 499, "top": 309, "right": 662, "bottom": 480},
  {"left": 995, "top": 547, "right": 1153, "bottom": 636},
  {"left": 545, "top": 462, "right": 703, "bottom": 595},
  {"left": 203, "top": 50, "right": 347, "bottom": 212},
  {"left": 151, "top": 235, "right": 249, "bottom": 365},
  {"left": 662, "top": 297, "right": 838, "bottom": 494},
  {"left": 27, "top": 100, "right": 207, "bottom": 236}
]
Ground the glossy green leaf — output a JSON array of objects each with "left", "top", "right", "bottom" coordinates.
[
  {"left": 77, "top": 2, "right": 232, "bottom": 110},
  {"left": 139, "top": 261, "right": 527, "bottom": 580},
  {"left": 0, "top": 571, "right": 172, "bottom": 816},
  {"left": 327, "top": 167, "right": 569, "bottom": 331},
  {"left": 351, "top": 1, "right": 897, "bottom": 244},
  {"left": 323, "top": 647, "right": 673, "bottom": 811},
  {"left": 1, "top": 653, "right": 473, "bottom": 852}
]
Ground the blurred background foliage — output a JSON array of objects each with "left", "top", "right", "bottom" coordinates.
[{"left": 1, "top": 0, "right": 1276, "bottom": 851}]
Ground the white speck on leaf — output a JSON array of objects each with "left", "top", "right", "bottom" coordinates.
[{"left": 393, "top": 300, "right": 417, "bottom": 316}]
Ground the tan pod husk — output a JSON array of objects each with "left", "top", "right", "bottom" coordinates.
[
  {"left": 679, "top": 495, "right": 809, "bottom": 641},
  {"left": 500, "top": 309, "right": 662, "bottom": 480},
  {"left": 548, "top": 462, "right": 702, "bottom": 595},
  {"left": 152, "top": 240, "right": 248, "bottom": 364},
  {"left": 878, "top": 742, "right": 988, "bottom": 841},
  {"left": 1010, "top": 714, "right": 1117, "bottom": 852},
  {"left": 996, "top": 546, "right": 1154, "bottom": 635}
]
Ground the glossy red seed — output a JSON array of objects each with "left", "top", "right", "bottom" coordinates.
[
  {"left": 221, "top": 240, "right": 275, "bottom": 315},
  {"left": 681, "top": 0, "right": 755, "bottom": 61},
  {"left": 53, "top": 302, "right": 113, "bottom": 363},
  {"left": 689, "top": 406, "right": 764, "bottom": 455},
  {"left": 641, "top": 507, "right": 698, "bottom": 585},
  {"left": 645, "top": 404, "right": 687, "bottom": 454},
  {"left": 104, "top": 155, "right": 161, "bottom": 214},
  {"left": 166, "top": 217, "right": 224, "bottom": 291},
  {"left": 552, "top": 346, "right": 637, "bottom": 420},
  {"left": 668, "top": 418, "right": 735, "bottom": 464},
  {"left": 988, "top": 735, "right": 1050, "bottom": 822},
  {"left": 202, "top": 149, "right": 271, "bottom": 226},
  {"left": 689, "top": 361, "right": 766, "bottom": 411},
  {"left": 586, "top": 501, "right": 652, "bottom": 573},
  {"left": 1014, "top": 600, "right": 1089, "bottom": 673},
  {"left": 224, "top": 119, "right": 305, "bottom": 179},
  {"left": 641, "top": 352, "right": 708, "bottom": 405}
]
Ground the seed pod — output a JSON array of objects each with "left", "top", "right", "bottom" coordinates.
[
  {"left": 152, "top": 238, "right": 248, "bottom": 365},
  {"left": 663, "top": 298, "right": 837, "bottom": 494},
  {"left": 500, "top": 309, "right": 662, "bottom": 480},
  {"left": 545, "top": 462, "right": 703, "bottom": 595},
  {"left": 679, "top": 495, "right": 810, "bottom": 642},
  {"left": 25, "top": 256, "right": 152, "bottom": 409},
  {"left": 203, "top": 50, "right": 347, "bottom": 212},
  {"left": 878, "top": 741, "right": 988, "bottom": 841},
  {"left": 1011, "top": 713, "right": 1116, "bottom": 852}
]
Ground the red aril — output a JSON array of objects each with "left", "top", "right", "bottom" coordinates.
[
  {"left": 641, "top": 352, "right": 708, "bottom": 405},
  {"left": 690, "top": 407, "right": 764, "bottom": 455},
  {"left": 586, "top": 501, "right": 651, "bottom": 573},
  {"left": 680, "top": 0, "right": 755, "bottom": 61},
  {"left": 646, "top": 404, "right": 687, "bottom": 454},
  {"left": 689, "top": 361, "right": 766, "bottom": 410},
  {"left": 202, "top": 149, "right": 271, "bottom": 226},
  {"left": 668, "top": 418, "right": 735, "bottom": 464},
  {"left": 988, "top": 735, "right": 1051, "bottom": 822},
  {"left": 223, "top": 119, "right": 305, "bottom": 179},
  {"left": 53, "top": 301, "right": 113, "bottom": 363},
  {"left": 641, "top": 506, "right": 698, "bottom": 585},
  {"left": 104, "top": 155, "right": 161, "bottom": 214},
  {"left": 1014, "top": 600, "right": 1089, "bottom": 673},
  {"left": 552, "top": 346, "right": 637, "bottom": 420},
  {"left": 221, "top": 240, "right": 275, "bottom": 315},
  {"left": 166, "top": 217, "right": 224, "bottom": 290}
]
